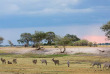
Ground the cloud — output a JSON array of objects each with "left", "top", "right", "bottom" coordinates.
[
  {"left": 20, "top": 8, "right": 93, "bottom": 15},
  {"left": 0, "top": 0, "right": 93, "bottom": 15},
  {"left": 0, "top": 23, "right": 105, "bottom": 45},
  {"left": 0, "top": 4, "right": 20, "bottom": 15}
]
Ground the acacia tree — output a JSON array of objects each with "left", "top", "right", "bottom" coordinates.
[
  {"left": 17, "top": 33, "right": 32, "bottom": 47},
  {"left": 8, "top": 40, "right": 13, "bottom": 47},
  {"left": 73, "top": 40, "right": 89, "bottom": 46},
  {"left": 55, "top": 36, "right": 71, "bottom": 53},
  {"left": 101, "top": 21, "right": 110, "bottom": 40},
  {"left": 65, "top": 34, "right": 80, "bottom": 42},
  {"left": 88, "top": 42, "right": 93, "bottom": 47},
  {"left": 46, "top": 31, "right": 55, "bottom": 45},
  {"left": 32, "top": 31, "right": 46, "bottom": 50},
  {"left": 0, "top": 37, "right": 4, "bottom": 44}
]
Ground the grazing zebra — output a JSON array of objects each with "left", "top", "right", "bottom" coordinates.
[
  {"left": 67, "top": 61, "right": 70, "bottom": 67},
  {"left": 13, "top": 59, "right": 17, "bottom": 64},
  {"left": 8, "top": 61, "right": 12, "bottom": 64},
  {"left": 91, "top": 62, "right": 101, "bottom": 68},
  {"left": 103, "top": 62, "right": 110, "bottom": 69},
  {"left": 52, "top": 58, "right": 59, "bottom": 65},
  {"left": 32, "top": 59, "right": 37, "bottom": 64},
  {"left": 1, "top": 58, "right": 6, "bottom": 64},
  {"left": 41, "top": 59, "right": 47, "bottom": 65}
]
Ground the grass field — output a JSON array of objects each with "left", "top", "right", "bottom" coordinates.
[{"left": 0, "top": 53, "right": 110, "bottom": 74}]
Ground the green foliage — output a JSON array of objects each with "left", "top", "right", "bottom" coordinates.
[
  {"left": 55, "top": 36, "right": 72, "bottom": 53},
  {"left": 0, "top": 37, "right": 4, "bottom": 44},
  {"left": 101, "top": 21, "right": 110, "bottom": 39},
  {"left": 8, "top": 40, "right": 13, "bottom": 47},
  {"left": 55, "top": 36, "right": 71, "bottom": 46},
  {"left": 64, "top": 34, "right": 80, "bottom": 42},
  {"left": 45, "top": 31, "right": 55, "bottom": 45},
  {"left": 74, "top": 39, "right": 90, "bottom": 46},
  {"left": 32, "top": 31, "right": 46, "bottom": 49},
  {"left": 17, "top": 33, "right": 32, "bottom": 46},
  {"left": 88, "top": 42, "right": 93, "bottom": 47},
  {"left": 0, "top": 53, "right": 69, "bottom": 58},
  {"left": 32, "top": 31, "right": 46, "bottom": 43}
]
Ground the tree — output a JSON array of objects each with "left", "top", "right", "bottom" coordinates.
[
  {"left": 0, "top": 37, "right": 4, "bottom": 44},
  {"left": 64, "top": 34, "right": 80, "bottom": 42},
  {"left": 80, "top": 40, "right": 88, "bottom": 46},
  {"left": 93, "top": 42, "right": 97, "bottom": 47},
  {"left": 88, "top": 42, "right": 93, "bottom": 47},
  {"left": 46, "top": 31, "right": 55, "bottom": 45},
  {"left": 73, "top": 40, "right": 89, "bottom": 46},
  {"left": 8, "top": 40, "right": 13, "bottom": 47},
  {"left": 101, "top": 21, "right": 110, "bottom": 40},
  {"left": 17, "top": 33, "right": 32, "bottom": 47},
  {"left": 55, "top": 36, "right": 71, "bottom": 53},
  {"left": 32, "top": 31, "right": 46, "bottom": 50}
]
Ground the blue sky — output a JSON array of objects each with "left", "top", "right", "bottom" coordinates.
[{"left": 0, "top": 0, "right": 110, "bottom": 45}]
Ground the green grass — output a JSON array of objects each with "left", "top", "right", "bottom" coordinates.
[
  {"left": 0, "top": 54, "right": 110, "bottom": 74},
  {"left": 0, "top": 53, "right": 69, "bottom": 58},
  {"left": 0, "top": 48, "right": 110, "bottom": 74}
]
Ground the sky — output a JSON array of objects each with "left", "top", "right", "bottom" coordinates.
[{"left": 0, "top": 0, "right": 110, "bottom": 45}]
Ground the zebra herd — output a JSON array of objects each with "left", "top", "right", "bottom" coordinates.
[
  {"left": 1, "top": 58, "right": 17, "bottom": 64},
  {"left": 33, "top": 58, "right": 60, "bottom": 66},
  {"left": 33, "top": 58, "right": 110, "bottom": 69},
  {"left": 1, "top": 58, "right": 110, "bottom": 69}
]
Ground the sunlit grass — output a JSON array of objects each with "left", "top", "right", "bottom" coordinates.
[{"left": 0, "top": 54, "right": 110, "bottom": 74}]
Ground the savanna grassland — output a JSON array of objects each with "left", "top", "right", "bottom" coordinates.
[{"left": 0, "top": 47, "right": 110, "bottom": 74}]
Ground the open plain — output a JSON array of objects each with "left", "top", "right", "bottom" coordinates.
[{"left": 0, "top": 47, "right": 110, "bottom": 74}]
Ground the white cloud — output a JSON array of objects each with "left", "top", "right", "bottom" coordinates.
[
  {"left": 0, "top": 23, "right": 105, "bottom": 45},
  {"left": 20, "top": 8, "right": 93, "bottom": 15},
  {"left": 0, "top": 0, "right": 93, "bottom": 15},
  {"left": 0, "top": 4, "right": 20, "bottom": 15}
]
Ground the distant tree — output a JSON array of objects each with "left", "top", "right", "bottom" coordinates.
[
  {"left": 8, "top": 40, "right": 13, "bottom": 47},
  {"left": 80, "top": 40, "right": 88, "bottom": 46},
  {"left": 101, "top": 21, "right": 110, "bottom": 40},
  {"left": 88, "top": 42, "right": 93, "bottom": 47},
  {"left": 17, "top": 33, "right": 32, "bottom": 47},
  {"left": 64, "top": 34, "right": 80, "bottom": 42},
  {"left": 74, "top": 40, "right": 89, "bottom": 46},
  {"left": 55, "top": 36, "right": 71, "bottom": 53},
  {"left": 32, "top": 31, "right": 46, "bottom": 50},
  {"left": 46, "top": 31, "right": 55, "bottom": 45},
  {"left": 93, "top": 42, "right": 97, "bottom": 47},
  {"left": 0, "top": 37, "right": 4, "bottom": 44}
]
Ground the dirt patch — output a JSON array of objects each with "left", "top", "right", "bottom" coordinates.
[{"left": 0, "top": 47, "right": 110, "bottom": 56}]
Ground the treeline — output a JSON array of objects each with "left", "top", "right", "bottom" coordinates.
[
  {"left": 16, "top": 31, "right": 96, "bottom": 47},
  {"left": 0, "top": 31, "right": 97, "bottom": 48}
]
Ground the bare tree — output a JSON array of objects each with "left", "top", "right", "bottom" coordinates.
[{"left": 8, "top": 40, "right": 13, "bottom": 47}]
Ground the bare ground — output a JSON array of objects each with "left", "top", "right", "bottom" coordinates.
[{"left": 0, "top": 47, "right": 110, "bottom": 56}]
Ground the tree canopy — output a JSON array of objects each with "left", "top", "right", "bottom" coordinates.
[
  {"left": 64, "top": 34, "right": 80, "bottom": 42},
  {"left": 46, "top": 31, "right": 55, "bottom": 45},
  {"left": 17, "top": 33, "right": 32, "bottom": 46},
  {"left": 8, "top": 40, "right": 13, "bottom": 47},
  {"left": 32, "top": 31, "right": 46, "bottom": 50},
  {"left": 55, "top": 36, "right": 72, "bottom": 53},
  {"left": 0, "top": 37, "right": 4, "bottom": 44},
  {"left": 101, "top": 21, "right": 110, "bottom": 39}
]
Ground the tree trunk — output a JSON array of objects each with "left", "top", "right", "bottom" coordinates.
[
  {"left": 62, "top": 46, "right": 66, "bottom": 53},
  {"left": 37, "top": 44, "right": 41, "bottom": 50},
  {"left": 60, "top": 46, "right": 66, "bottom": 53}
]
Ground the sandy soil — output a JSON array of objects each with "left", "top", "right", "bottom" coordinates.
[{"left": 0, "top": 47, "right": 110, "bottom": 55}]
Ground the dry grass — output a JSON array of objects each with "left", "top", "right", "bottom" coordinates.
[
  {"left": 0, "top": 47, "right": 110, "bottom": 74},
  {"left": 0, "top": 54, "right": 110, "bottom": 74}
]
